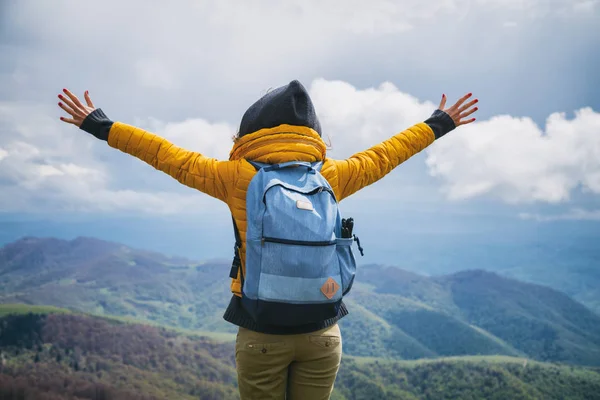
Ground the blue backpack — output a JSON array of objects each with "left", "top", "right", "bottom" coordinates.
[{"left": 230, "top": 160, "right": 364, "bottom": 326}]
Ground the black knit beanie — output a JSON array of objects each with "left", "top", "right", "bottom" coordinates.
[{"left": 238, "top": 80, "right": 322, "bottom": 138}]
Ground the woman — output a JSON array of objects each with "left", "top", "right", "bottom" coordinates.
[{"left": 57, "top": 80, "right": 477, "bottom": 399}]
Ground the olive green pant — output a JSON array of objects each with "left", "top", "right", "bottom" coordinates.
[{"left": 235, "top": 324, "right": 342, "bottom": 400}]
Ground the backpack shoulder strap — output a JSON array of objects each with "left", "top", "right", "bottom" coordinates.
[
  {"left": 229, "top": 159, "right": 263, "bottom": 283},
  {"left": 246, "top": 160, "right": 266, "bottom": 171},
  {"left": 311, "top": 161, "right": 323, "bottom": 172}
]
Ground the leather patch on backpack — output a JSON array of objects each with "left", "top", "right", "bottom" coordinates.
[{"left": 321, "top": 277, "right": 340, "bottom": 299}]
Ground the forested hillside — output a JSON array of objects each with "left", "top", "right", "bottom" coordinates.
[{"left": 1, "top": 307, "right": 600, "bottom": 399}]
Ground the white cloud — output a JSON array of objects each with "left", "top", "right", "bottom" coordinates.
[
  {"left": 425, "top": 108, "right": 600, "bottom": 204},
  {"left": 2, "top": 78, "right": 438, "bottom": 213},
  {"left": 520, "top": 209, "right": 600, "bottom": 221},
  {"left": 310, "top": 80, "right": 600, "bottom": 205},
  {"left": 3, "top": 0, "right": 592, "bottom": 105},
  {"left": 136, "top": 117, "right": 236, "bottom": 160},
  {"left": 309, "top": 79, "right": 434, "bottom": 157},
  {"left": 2, "top": 79, "right": 599, "bottom": 213},
  {"left": 0, "top": 1, "right": 598, "bottom": 215},
  {"left": 0, "top": 102, "right": 229, "bottom": 214}
]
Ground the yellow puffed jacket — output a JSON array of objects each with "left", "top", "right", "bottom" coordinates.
[{"left": 106, "top": 119, "right": 435, "bottom": 296}]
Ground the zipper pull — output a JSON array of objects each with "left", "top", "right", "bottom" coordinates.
[{"left": 261, "top": 237, "right": 265, "bottom": 247}]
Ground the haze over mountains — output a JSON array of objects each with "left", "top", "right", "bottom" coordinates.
[{"left": 3, "top": 216, "right": 598, "bottom": 315}]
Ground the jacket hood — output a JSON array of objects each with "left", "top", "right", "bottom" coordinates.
[{"left": 237, "top": 80, "right": 322, "bottom": 138}]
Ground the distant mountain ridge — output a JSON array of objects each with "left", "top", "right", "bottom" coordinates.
[{"left": 2, "top": 236, "right": 600, "bottom": 366}]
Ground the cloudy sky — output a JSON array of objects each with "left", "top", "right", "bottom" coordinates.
[{"left": 1, "top": 0, "right": 599, "bottom": 267}]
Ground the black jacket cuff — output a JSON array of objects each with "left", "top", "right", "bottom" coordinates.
[
  {"left": 80, "top": 108, "right": 114, "bottom": 141},
  {"left": 424, "top": 109, "right": 456, "bottom": 139}
]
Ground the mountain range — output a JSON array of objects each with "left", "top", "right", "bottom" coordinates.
[{"left": 2, "top": 236, "right": 600, "bottom": 366}]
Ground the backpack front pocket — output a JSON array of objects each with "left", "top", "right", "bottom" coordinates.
[{"left": 257, "top": 238, "right": 341, "bottom": 303}]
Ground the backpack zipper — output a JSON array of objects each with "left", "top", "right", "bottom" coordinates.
[
  {"left": 263, "top": 185, "right": 332, "bottom": 205},
  {"left": 261, "top": 237, "right": 336, "bottom": 247}
]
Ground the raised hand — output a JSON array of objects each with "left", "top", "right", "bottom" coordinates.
[
  {"left": 58, "top": 89, "right": 96, "bottom": 127},
  {"left": 438, "top": 93, "right": 478, "bottom": 127}
]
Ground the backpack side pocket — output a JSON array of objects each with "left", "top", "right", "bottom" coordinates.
[{"left": 336, "top": 238, "right": 356, "bottom": 296}]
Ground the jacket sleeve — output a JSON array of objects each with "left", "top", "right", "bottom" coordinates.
[
  {"left": 106, "top": 122, "right": 234, "bottom": 202},
  {"left": 327, "top": 122, "right": 435, "bottom": 201}
]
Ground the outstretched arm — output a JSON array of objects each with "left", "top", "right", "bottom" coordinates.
[
  {"left": 326, "top": 93, "right": 478, "bottom": 201},
  {"left": 58, "top": 89, "right": 234, "bottom": 202}
]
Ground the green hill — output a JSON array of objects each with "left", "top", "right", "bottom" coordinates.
[
  {"left": 334, "top": 356, "right": 600, "bottom": 400},
  {"left": 1, "top": 307, "right": 600, "bottom": 400},
  {"left": 355, "top": 264, "right": 600, "bottom": 365},
  {"left": 0, "top": 236, "right": 235, "bottom": 333},
  {"left": 341, "top": 291, "right": 522, "bottom": 360},
  {"left": 2, "top": 237, "right": 600, "bottom": 366},
  {"left": 438, "top": 270, "right": 600, "bottom": 365}
]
